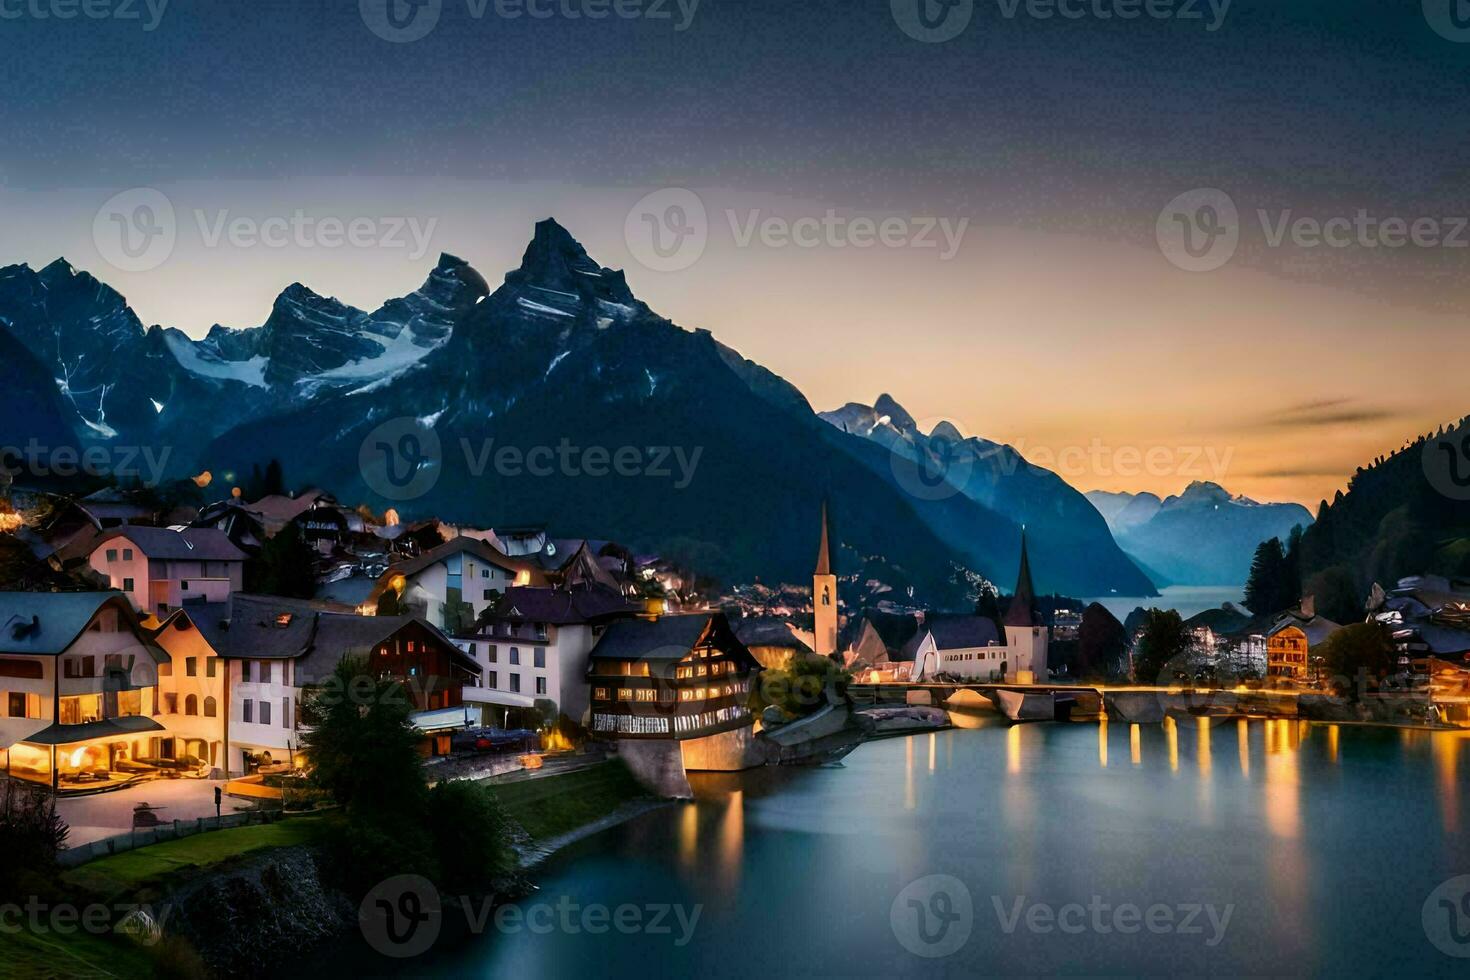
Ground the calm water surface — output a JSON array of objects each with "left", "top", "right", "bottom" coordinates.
[{"left": 391, "top": 720, "right": 1467, "bottom": 977}]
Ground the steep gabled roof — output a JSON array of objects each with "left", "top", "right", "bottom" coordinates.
[
  {"left": 1004, "top": 529, "right": 1038, "bottom": 629},
  {"left": 299, "top": 613, "right": 477, "bottom": 684},
  {"left": 735, "top": 617, "right": 814, "bottom": 653},
  {"left": 925, "top": 614, "right": 1001, "bottom": 651},
  {"left": 155, "top": 594, "right": 479, "bottom": 679},
  {"left": 91, "top": 525, "right": 247, "bottom": 562},
  {"left": 0, "top": 591, "right": 138, "bottom": 656},
  {"left": 480, "top": 585, "right": 640, "bottom": 627},
  {"left": 1267, "top": 611, "right": 1342, "bottom": 647},
  {"left": 814, "top": 499, "right": 833, "bottom": 576},
  {"left": 383, "top": 535, "right": 543, "bottom": 584},
  {"left": 588, "top": 612, "right": 758, "bottom": 668}
]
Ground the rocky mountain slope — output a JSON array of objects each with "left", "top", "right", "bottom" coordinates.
[
  {"left": 1086, "top": 482, "right": 1313, "bottom": 586},
  {"left": 821, "top": 396, "right": 1156, "bottom": 597},
  {"left": 1, "top": 220, "right": 1163, "bottom": 601}
]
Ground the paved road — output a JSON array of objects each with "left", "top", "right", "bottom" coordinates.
[{"left": 57, "top": 778, "right": 253, "bottom": 845}]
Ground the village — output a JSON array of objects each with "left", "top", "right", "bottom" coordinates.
[{"left": 0, "top": 476, "right": 1466, "bottom": 826}]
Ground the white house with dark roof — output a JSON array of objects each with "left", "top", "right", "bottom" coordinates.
[
  {"left": 0, "top": 591, "right": 169, "bottom": 792},
  {"left": 153, "top": 593, "right": 480, "bottom": 774},
  {"left": 910, "top": 531, "right": 1050, "bottom": 683},
  {"left": 368, "top": 535, "right": 544, "bottom": 630},
  {"left": 86, "top": 525, "right": 247, "bottom": 617},
  {"left": 908, "top": 615, "right": 1006, "bottom": 682},
  {"left": 463, "top": 584, "right": 641, "bottom": 727}
]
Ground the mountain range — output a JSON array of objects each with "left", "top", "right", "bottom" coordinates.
[
  {"left": 1086, "top": 482, "right": 1314, "bottom": 586},
  {"left": 0, "top": 220, "right": 1160, "bottom": 602},
  {"left": 821, "top": 396, "right": 1154, "bottom": 598}
]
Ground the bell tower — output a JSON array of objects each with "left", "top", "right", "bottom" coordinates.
[
  {"left": 813, "top": 499, "right": 838, "bottom": 657},
  {"left": 1003, "top": 527, "right": 1049, "bottom": 682}
]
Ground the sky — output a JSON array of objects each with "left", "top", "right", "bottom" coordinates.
[{"left": 1, "top": 0, "right": 1467, "bottom": 507}]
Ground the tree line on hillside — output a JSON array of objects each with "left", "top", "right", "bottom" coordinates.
[{"left": 1242, "top": 416, "right": 1470, "bottom": 624}]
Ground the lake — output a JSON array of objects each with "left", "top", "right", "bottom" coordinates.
[
  {"left": 1083, "top": 585, "right": 1246, "bottom": 623},
  {"left": 391, "top": 720, "right": 1469, "bottom": 976}
]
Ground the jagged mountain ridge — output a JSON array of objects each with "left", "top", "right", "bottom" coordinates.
[
  {"left": 0, "top": 254, "right": 487, "bottom": 454},
  {"left": 198, "top": 221, "right": 1000, "bottom": 599},
  {"left": 820, "top": 396, "right": 1156, "bottom": 597},
  {"left": 4, "top": 220, "right": 1157, "bottom": 599},
  {"left": 1086, "top": 482, "right": 1314, "bottom": 586}
]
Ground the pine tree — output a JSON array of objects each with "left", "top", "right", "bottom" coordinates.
[
  {"left": 1243, "top": 538, "right": 1287, "bottom": 615},
  {"left": 263, "top": 459, "right": 285, "bottom": 496}
]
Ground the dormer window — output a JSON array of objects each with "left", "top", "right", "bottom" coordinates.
[{"left": 275, "top": 613, "right": 293, "bottom": 627}]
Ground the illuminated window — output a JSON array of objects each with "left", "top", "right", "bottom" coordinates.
[
  {"left": 618, "top": 688, "right": 634, "bottom": 701},
  {"left": 593, "top": 687, "right": 609, "bottom": 701},
  {"left": 635, "top": 689, "right": 657, "bottom": 702}
]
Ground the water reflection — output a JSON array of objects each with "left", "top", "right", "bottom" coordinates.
[
  {"left": 904, "top": 736, "right": 915, "bottom": 810},
  {"left": 1264, "top": 720, "right": 1301, "bottom": 840},
  {"left": 1163, "top": 715, "right": 1179, "bottom": 773},
  {"left": 1434, "top": 732, "right": 1461, "bottom": 832},
  {"left": 421, "top": 721, "right": 1470, "bottom": 979}
]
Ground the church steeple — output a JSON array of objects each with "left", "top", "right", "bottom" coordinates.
[
  {"left": 815, "top": 498, "right": 833, "bottom": 577},
  {"left": 813, "top": 499, "right": 837, "bottom": 657},
  {"left": 1005, "top": 527, "right": 1038, "bottom": 629}
]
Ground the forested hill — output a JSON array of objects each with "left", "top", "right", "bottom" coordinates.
[{"left": 1296, "top": 415, "right": 1470, "bottom": 621}]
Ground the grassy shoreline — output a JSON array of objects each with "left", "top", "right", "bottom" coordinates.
[
  {"left": 10, "top": 761, "right": 653, "bottom": 978},
  {"left": 481, "top": 759, "right": 653, "bottom": 842}
]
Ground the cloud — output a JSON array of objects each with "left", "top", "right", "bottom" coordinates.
[{"left": 1249, "top": 398, "right": 1399, "bottom": 430}]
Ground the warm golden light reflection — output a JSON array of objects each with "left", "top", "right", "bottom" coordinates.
[
  {"left": 1237, "top": 719, "right": 1250, "bottom": 778},
  {"left": 1327, "top": 724, "right": 1340, "bottom": 765},
  {"left": 1164, "top": 716, "right": 1178, "bottom": 773},
  {"left": 1196, "top": 717, "right": 1212, "bottom": 776},
  {"left": 1434, "top": 734, "right": 1460, "bottom": 832},
  {"left": 928, "top": 732, "right": 936, "bottom": 773},
  {"left": 679, "top": 802, "right": 698, "bottom": 871},
  {"left": 718, "top": 791, "right": 744, "bottom": 895},
  {"left": 1264, "top": 721, "right": 1301, "bottom": 839},
  {"left": 1098, "top": 719, "right": 1108, "bottom": 768},
  {"left": 1007, "top": 724, "right": 1022, "bottom": 775},
  {"left": 1130, "top": 724, "right": 1142, "bottom": 767}
]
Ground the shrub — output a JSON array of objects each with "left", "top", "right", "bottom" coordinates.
[{"left": 427, "top": 781, "right": 515, "bottom": 893}]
